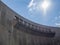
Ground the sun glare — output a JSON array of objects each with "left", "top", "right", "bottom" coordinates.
[{"left": 41, "top": 0, "right": 50, "bottom": 15}]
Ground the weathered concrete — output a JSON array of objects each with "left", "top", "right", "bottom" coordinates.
[{"left": 0, "top": 1, "right": 60, "bottom": 45}]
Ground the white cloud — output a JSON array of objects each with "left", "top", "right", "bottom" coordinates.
[
  {"left": 27, "top": 0, "right": 41, "bottom": 11},
  {"left": 28, "top": 0, "right": 34, "bottom": 8},
  {"left": 28, "top": 0, "right": 51, "bottom": 14},
  {"left": 54, "top": 16, "right": 60, "bottom": 20},
  {"left": 55, "top": 23, "right": 60, "bottom": 27},
  {"left": 55, "top": 23, "right": 60, "bottom": 25},
  {"left": 52, "top": 16, "right": 58, "bottom": 22},
  {"left": 53, "top": 16, "right": 60, "bottom": 27},
  {"left": 59, "top": 16, "right": 60, "bottom": 18}
]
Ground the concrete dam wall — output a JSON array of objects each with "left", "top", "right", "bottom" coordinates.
[{"left": 0, "top": 1, "right": 60, "bottom": 45}]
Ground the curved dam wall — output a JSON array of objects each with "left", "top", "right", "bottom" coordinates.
[{"left": 0, "top": 1, "right": 60, "bottom": 45}]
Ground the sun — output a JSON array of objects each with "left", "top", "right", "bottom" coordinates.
[{"left": 41, "top": 0, "right": 50, "bottom": 14}]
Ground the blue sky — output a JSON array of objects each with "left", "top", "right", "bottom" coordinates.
[{"left": 2, "top": 0, "right": 60, "bottom": 27}]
